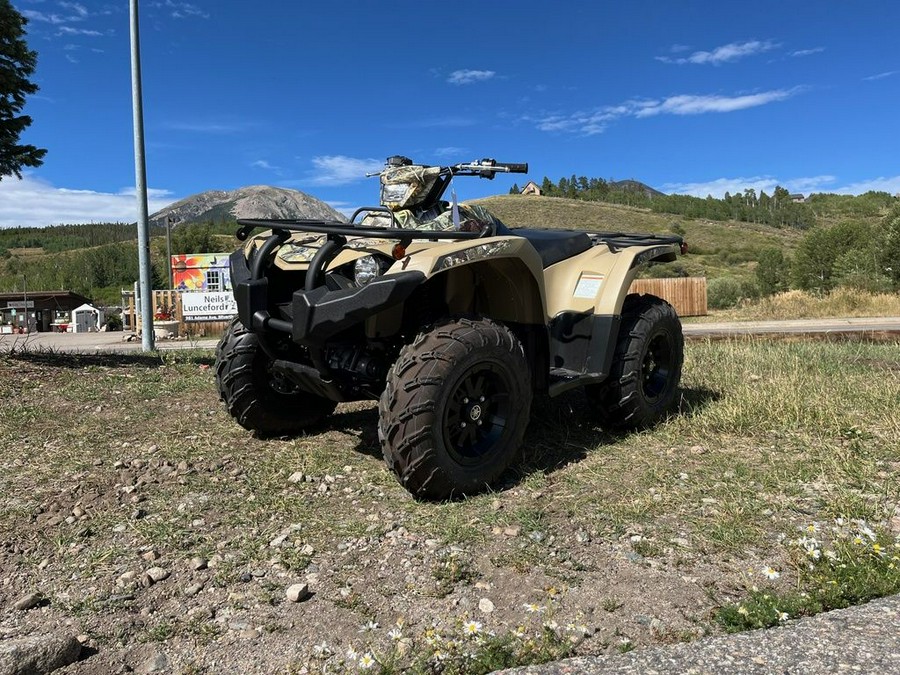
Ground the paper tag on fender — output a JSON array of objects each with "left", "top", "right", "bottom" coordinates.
[{"left": 573, "top": 273, "right": 604, "bottom": 299}]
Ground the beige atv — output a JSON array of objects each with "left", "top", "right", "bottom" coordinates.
[{"left": 215, "top": 157, "right": 685, "bottom": 500}]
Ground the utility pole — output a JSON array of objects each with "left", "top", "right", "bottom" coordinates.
[
  {"left": 130, "top": 0, "right": 155, "bottom": 351},
  {"left": 166, "top": 215, "right": 174, "bottom": 289},
  {"left": 22, "top": 275, "right": 27, "bottom": 332}
]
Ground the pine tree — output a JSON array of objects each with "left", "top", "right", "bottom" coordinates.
[{"left": 0, "top": 0, "right": 46, "bottom": 180}]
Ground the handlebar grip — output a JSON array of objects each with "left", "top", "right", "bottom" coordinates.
[{"left": 496, "top": 162, "right": 528, "bottom": 174}]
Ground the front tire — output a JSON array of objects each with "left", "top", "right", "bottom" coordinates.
[
  {"left": 587, "top": 295, "right": 683, "bottom": 430},
  {"left": 215, "top": 319, "right": 336, "bottom": 435},
  {"left": 378, "top": 318, "right": 532, "bottom": 500}
]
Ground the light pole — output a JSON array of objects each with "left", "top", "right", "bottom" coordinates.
[{"left": 130, "top": 0, "right": 154, "bottom": 350}]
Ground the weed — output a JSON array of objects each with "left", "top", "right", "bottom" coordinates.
[{"left": 718, "top": 519, "right": 900, "bottom": 632}]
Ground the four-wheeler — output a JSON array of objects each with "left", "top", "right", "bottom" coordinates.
[{"left": 215, "top": 156, "right": 685, "bottom": 500}]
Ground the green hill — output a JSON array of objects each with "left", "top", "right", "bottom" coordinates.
[{"left": 474, "top": 194, "right": 803, "bottom": 280}]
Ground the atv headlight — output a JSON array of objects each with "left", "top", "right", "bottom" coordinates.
[
  {"left": 353, "top": 255, "right": 390, "bottom": 286},
  {"left": 381, "top": 182, "right": 413, "bottom": 208}
]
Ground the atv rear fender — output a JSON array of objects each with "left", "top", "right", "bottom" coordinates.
[{"left": 542, "top": 240, "right": 680, "bottom": 395}]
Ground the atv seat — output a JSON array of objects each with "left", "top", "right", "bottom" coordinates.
[{"left": 508, "top": 228, "right": 593, "bottom": 268}]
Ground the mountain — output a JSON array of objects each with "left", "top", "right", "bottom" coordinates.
[
  {"left": 150, "top": 186, "right": 346, "bottom": 227},
  {"left": 609, "top": 179, "right": 666, "bottom": 198}
]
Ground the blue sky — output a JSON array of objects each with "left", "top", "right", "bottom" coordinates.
[{"left": 2, "top": 0, "right": 899, "bottom": 228}]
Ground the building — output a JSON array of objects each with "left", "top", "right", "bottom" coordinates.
[
  {"left": 520, "top": 181, "right": 542, "bottom": 196},
  {"left": 0, "top": 291, "right": 93, "bottom": 333},
  {"left": 789, "top": 193, "right": 806, "bottom": 203}
]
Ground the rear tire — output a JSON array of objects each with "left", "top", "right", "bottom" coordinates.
[
  {"left": 586, "top": 295, "right": 683, "bottom": 430},
  {"left": 378, "top": 318, "right": 532, "bottom": 500},
  {"left": 215, "top": 318, "right": 336, "bottom": 435}
]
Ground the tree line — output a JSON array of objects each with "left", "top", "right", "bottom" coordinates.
[
  {"left": 0, "top": 221, "right": 240, "bottom": 305},
  {"left": 511, "top": 176, "right": 897, "bottom": 230}
]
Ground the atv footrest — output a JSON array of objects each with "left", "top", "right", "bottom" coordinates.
[{"left": 271, "top": 359, "right": 346, "bottom": 402}]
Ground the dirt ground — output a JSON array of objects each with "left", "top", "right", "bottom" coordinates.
[{"left": 1, "top": 340, "right": 897, "bottom": 674}]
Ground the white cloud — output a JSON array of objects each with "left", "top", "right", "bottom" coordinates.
[
  {"left": 447, "top": 69, "right": 496, "bottom": 85},
  {"left": 790, "top": 47, "right": 824, "bottom": 57},
  {"left": 660, "top": 174, "right": 900, "bottom": 198},
  {"left": 635, "top": 89, "right": 800, "bottom": 117},
  {"left": 863, "top": 71, "right": 897, "bottom": 81},
  {"left": 251, "top": 160, "right": 277, "bottom": 170},
  {"left": 657, "top": 40, "right": 778, "bottom": 65},
  {"left": 0, "top": 175, "right": 174, "bottom": 229},
  {"left": 58, "top": 2, "right": 88, "bottom": 17},
  {"left": 55, "top": 26, "right": 101, "bottom": 36},
  {"left": 165, "top": 120, "right": 257, "bottom": 134},
  {"left": 533, "top": 88, "right": 801, "bottom": 135},
  {"left": 831, "top": 176, "right": 900, "bottom": 195},
  {"left": 434, "top": 146, "right": 468, "bottom": 158},
  {"left": 149, "top": 0, "right": 209, "bottom": 19},
  {"left": 22, "top": 10, "right": 72, "bottom": 24},
  {"left": 308, "top": 156, "right": 384, "bottom": 186}
]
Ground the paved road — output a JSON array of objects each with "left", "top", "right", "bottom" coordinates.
[
  {"left": 501, "top": 594, "right": 900, "bottom": 675},
  {"left": 2, "top": 317, "right": 899, "bottom": 354},
  {"left": 683, "top": 316, "right": 900, "bottom": 337}
]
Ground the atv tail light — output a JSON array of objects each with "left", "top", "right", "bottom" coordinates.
[
  {"left": 680, "top": 242, "right": 689, "bottom": 255},
  {"left": 392, "top": 243, "right": 407, "bottom": 260}
]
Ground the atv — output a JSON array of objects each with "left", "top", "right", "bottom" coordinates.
[{"left": 215, "top": 156, "right": 685, "bottom": 500}]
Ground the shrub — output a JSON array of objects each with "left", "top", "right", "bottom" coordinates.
[{"left": 708, "top": 277, "right": 760, "bottom": 309}]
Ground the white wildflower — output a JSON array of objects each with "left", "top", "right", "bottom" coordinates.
[
  {"left": 761, "top": 566, "right": 780, "bottom": 580},
  {"left": 463, "top": 620, "right": 482, "bottom": 636}
]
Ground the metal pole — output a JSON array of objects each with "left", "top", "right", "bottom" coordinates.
[
  {"left": 130, "top": 0, "right": 154, "bottom": 351},
  {"left": 166, "top": 216, "right": 174, "bottom": 289},
  {"left": 22, "top": 275, "right": 27, "bottom": 333}
]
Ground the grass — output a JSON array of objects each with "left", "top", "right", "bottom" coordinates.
[
  {"left": 706, "top": 288, "right": 900, "bottom": 321},
  {"left": 475, "top": 194, "right": 802, "bottom": 281},
  {"left": 1, "top": 338, "right": 898, "bottom": 672}
]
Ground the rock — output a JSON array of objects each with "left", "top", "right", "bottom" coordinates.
[
  {"left": 478, "top": 598, "right": 495, "bottom": 613},
  {"left": 269, "top": 534, "right": 289, "bottom": 548},
  {"left": 145, "top": 567, "right": 170, "bottom": 584},
  {"left": 72, "top": 505, "right": 86, "bottom": 518},
  {"left": 288, "top": 471, "right": 305, "bottom": 484},
  {"left": 12, "top": 591, "right": 43, "bottom": 611},
  {"left": 184, "top": 583, "right": 204, "bottom": 597},
  {"left": 118, "top": 571, "right": 138, "bottom": 586},
  {"left": 239, "top": 629, "right": 261, "bottom": 639},
  {"left": 286, "top": 583, "right": 310, "bottom": 603},
  {"left": 0, "top": 632, "right": 81, "bottom": 675},
  {"left": 141, "top": 549, "right": 160, "bottom": 562},
  {"left": 503, "top": 526, "right": 521, "bottom": 537},
  {"left": 189, "top": 556, "right": 208, "bottom": 571},
  {"left": 299, "top": 544, "right": 314, "bottom": 556},
  {"left": 135, "top": 650, "right": 169, "bottom": 674}
]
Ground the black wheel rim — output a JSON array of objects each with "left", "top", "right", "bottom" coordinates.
[
  {"left": 642, "top": 333, "right": 674, "bottom": 401},
  {"left": 443, "top": 363, "right": 511, "bottom": 465}
]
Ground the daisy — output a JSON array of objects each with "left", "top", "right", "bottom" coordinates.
[
  {"left": 761, "top": 566, "right": 780, "bottom": 580},
  {"left": 358, "top": 653, "right": 375, "bottom": 669},
  {"left": 463, "top": 620, "right": 482, "bottom": 636}
]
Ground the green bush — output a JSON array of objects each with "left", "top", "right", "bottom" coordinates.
[{"left": 708, "top": 277, "right": 760, "bottom": 309}]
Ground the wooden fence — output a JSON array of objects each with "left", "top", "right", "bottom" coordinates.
[
  {"left": 630, "top": 277, "right": 707, "bottom": 317},
  {"left": 126, "top": 290, "right": 232, "bottom": 337},
  {"left": 123, "top": 277, "right": 707, "bottom": 337}
]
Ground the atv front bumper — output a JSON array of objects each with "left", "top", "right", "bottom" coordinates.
[{"left": 231, "top": 248, "right": 424, "bottom": 346}]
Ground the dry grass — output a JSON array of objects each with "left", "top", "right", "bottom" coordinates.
[
  {"left": 710, "top": 288, "right": 900, "bottom": 321},
  {"left": 1, "top": 339, "right": 898, "bottom": 673}
]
